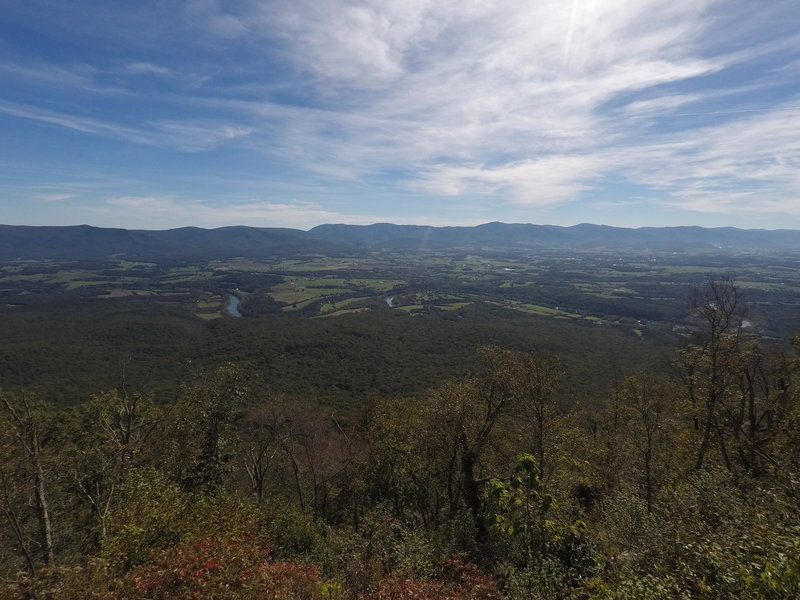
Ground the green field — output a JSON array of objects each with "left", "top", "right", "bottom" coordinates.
[{"left": 4, "top": 245, "right": 800, "bottom": 407}]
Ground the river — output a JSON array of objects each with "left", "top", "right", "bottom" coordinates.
[{"left": 227, "top": 293, "right": 242, "bottom": 317}]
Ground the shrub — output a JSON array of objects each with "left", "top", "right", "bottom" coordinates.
[
  {"left": 368, "top": 557, "right": 500, "bottom": 600},
  {"left": 113, "top": 534, "right": 324, "bottom": 600}
]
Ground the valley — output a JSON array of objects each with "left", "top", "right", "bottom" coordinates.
[{"left": 3, "top": 238, "right": 800, "bottom": 408}]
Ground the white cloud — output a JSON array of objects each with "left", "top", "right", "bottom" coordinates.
[
  {"left": 224, "top": 0, "right": 728, "bottom": 203},
  {"left": 126, "top": 62, "right": 170, "bottom": 75},
  {"left": 606, "top": 103, "right": 800, "bottom": 214},
  {"left": 0, "top": 101, "right": 251, "bottom": 151},
  {"left": 35, "top": 193, "right": 77, "bottom": 202},
  {"left": 183, "top": 0, "right": 250, "bottom": 39},
  {"left": 104, "top": 196, "right": 339, "bottom": 228},
  {"left": 105, "top": 196, "right": 178, "bottom": 211},
  {"left": 413, "top": 155, "right": 605, "bottom": 205},
  {"left": 623, "top": 94, "right": 702, "bottom": 115},
  {"left": 5, "top": 0, "right": 799, "bottom": 226},
  {"left": 260, "top": 0, "right": 438, "bottom": 85},
  {"left": 100, "top": 195, "right": 485, "bottom": 229}
]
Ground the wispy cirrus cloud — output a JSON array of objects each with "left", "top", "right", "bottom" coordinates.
[
  {"left": 35, "top": 193, "right": 77, "bottom": 202},
  {"left": 125, "top": 62, "right": 171, "bottom": 76},
  {"left": 224, "top": 1, "right": 725, "bottom": 185},
  {"left": 2, "top": 0, "right": 799, "bottom": 227},
  {"left": 101, "top": 195, "right": 485, "bottom": 229},
  {"left": 103, "top": 196, "right": 342, "bottom": 228},
  {"left": 606, "top": 102, "right": 800, "bottom": 213},
  {"left": 0, "top": 101, "right": 251, "bottom": 151},
  {"left": 412, "top": 155, "right": 606, "bottom": 205}
]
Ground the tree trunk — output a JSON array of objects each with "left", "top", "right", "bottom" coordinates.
[
  {"left": 33, "top": 459, "right": 54, "bottom": 565},
  {"left": 460, "top": 452, "right": 486, "bottom": 546}
]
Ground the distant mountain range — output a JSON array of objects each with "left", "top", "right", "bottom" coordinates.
[{"left": 3, "top": 222, "right": 800, "bottom": 259}]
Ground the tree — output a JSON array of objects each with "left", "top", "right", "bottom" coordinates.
[
  {"left": 65, "top": 380, "right": 168, "bottom": 549},
  {"left": 677, "top": 278, "right": 748, "bottom": 471},
  {"left": 425, "top": 346, "right": 563, "bottom": 547},
  {"left": 677, "top": 278, "right": 792, "bottom": 475},
  {"left": 239, "top": 396, "right": 352, "bottom": 517},
  {"left": 500, "top": 350, "right": 563, "bottom": 479},
  {"left": 617, "top": 374, "right": 681, "bottom": 512},
  {"left": 174, "top": 364, "right": 249, "bottom": 494},
  {"left": 0, "top": 391, "right": 55, "bottom": 574},
  {"left": 486, "top": 454, "right": 553, "bottom": 564}
]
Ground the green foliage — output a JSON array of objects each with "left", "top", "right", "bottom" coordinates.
[
  {"left": 2, "top": 263, "right": 800, "bottom": 598},
  {"left": 4, "top": 559, "right": 114, "bottom": 600},
  {"left": 317, "top": 503, "right": 443, "bottom": 595},
  {"left": 0, "top": 390, "right": 58, "bottom": 575},
  {"left": 486, "top": 454, "right": 553, "bottom": 561},
  {"left": 497, "top": 558, "right": 591, "bottom": 600},
  {"left": 486, "top": 456, "right": 599, "bottom": 599},
  {"left": 174, "top": 364, "right": 249, "bottom": 494},
  {"left": 370, "top": 557, "right": 501, "bottom": 600},
  {"left": 100, "top": 467, "right": 189, "bottom": 573},
  {"left": 587, "top": 573, "right": 680, "bottom": 599}
]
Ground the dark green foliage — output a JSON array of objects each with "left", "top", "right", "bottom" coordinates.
[{"left": 2, "top": 260, "right": 800, "bottom": 598}]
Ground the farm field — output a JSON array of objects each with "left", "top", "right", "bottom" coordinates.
[{"left": 3, "top": 246, "right": 800, "bottom": 406}]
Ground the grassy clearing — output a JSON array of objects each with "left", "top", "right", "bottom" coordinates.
[
  {"left": 65, "top": 280, "right": 112, "bottom": 290},
  {"left": 98, "top": 289, "right": 134, "bottom": 298},
  {"left": 439, "top": 302, "right": 472, "bottom": 311},
  {"left": 210, "top": 258, "right": 271, "bottom": 270},
  {"left": 506, "top": 302, "right": 599, "bottom": 323},
  {"left": 9, "top": 274, "right": 50, "bottom": 284},
  {"left": 659, "top": 266, "right": 726, "bottom": 274},
  {"left": 115, "top": 260, "right": 157, "bottom": 269},
  {"left": 571, "top": 282, "right": 637, "bottom": 298},
  {"left": 318, "top": 296, "right": 371, "bottom": 314},
  {"left": 317, "top": 307, "right": 371, "bottom": 318},
  {"left": 281, "top": 297, "right": 319, "bottom": 312},
  {"left": 271, "top": 287, "right": 315, "bottom": 304},
  {"left": 348, "top": 278, "right": 405, "bottom": 292},
  {"left": 196, "top": 300, "right": 221, "bottom": 309},
  {"left": 195, "top": 312, "right": 222, "bottom": 320},
  {"left": 395, "top": 304, "right": 424, "bottom": 312},
  {"left": 275, "top": 276, "right": 402, "bottom": 294},
  {"left": 414, "top": 292, "right": 463, "bottom": 302},
  {"left": 298, "top": 278, "right": 349, "bottom": 287},
  {"left": 163, "top": 275, "right": 213, "bottom": 283},
  {"left": 739, "top": 280, "right": 797, "bottom": 292},
  {"left": 500, "top": 280, "right": 534, "bottom": 288},
  {"left": 195, "top": 295, "right": 226, "bottom": 318},
  {"left": 515, "top": 303, "right": 560, "bottom": 316},
  {"left": 273, "top": 258, "right": 363, "bottom": 272},
  {"left": 97, "top": 289, "right": 156, "bottom": 298}
]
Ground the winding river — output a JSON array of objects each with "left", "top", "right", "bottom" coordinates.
[{"left": 227, "top": 293, "right": 242, "bottom": 317}]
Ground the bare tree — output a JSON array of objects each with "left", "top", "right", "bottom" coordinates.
[
  {"left": 677, "top": 277, "right": 789, "bottom": 475},
  {"left": 0, "top": 391, "right": 54, "bottom": 572},
  {"left": 240, "top": 397, "right": 352, "bottom": 517}
]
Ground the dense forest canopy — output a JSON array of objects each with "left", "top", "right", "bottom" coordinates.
[
  {"left": 2, "top": 270, "right": 800, "bottom": 598},
  {"left": 2, "top": 230, "right": 800, "bottom": 598}
]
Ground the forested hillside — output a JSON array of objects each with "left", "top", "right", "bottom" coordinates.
[
  {"left": 6, "top": 223, "right": 800, "bottom": 260},
  {"left": 2, "top": 279, "right": 799, "bottom": 599}
]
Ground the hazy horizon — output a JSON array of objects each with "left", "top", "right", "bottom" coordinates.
[{"left": 5, "top": 220, "right": 800, "bottom": 234}]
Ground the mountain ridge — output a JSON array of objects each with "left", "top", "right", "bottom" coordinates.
[{"left": 3, "top": 222, "right": 800, "bottom": 259}]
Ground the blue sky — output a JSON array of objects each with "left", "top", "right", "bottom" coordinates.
[{"left": 1, "top": 1, "right": 799, "bottom": 230}]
